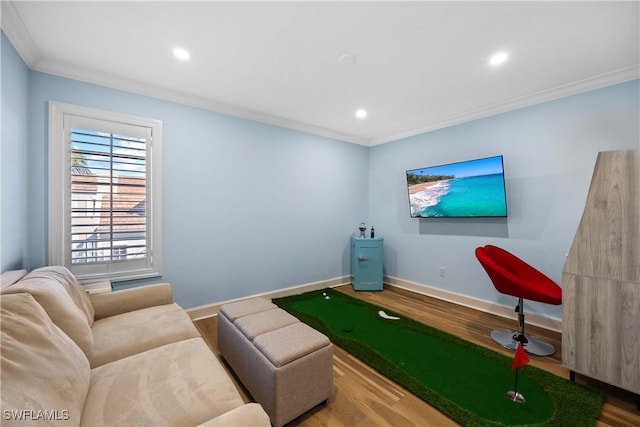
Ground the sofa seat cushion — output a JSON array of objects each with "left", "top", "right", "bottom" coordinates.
[
  {"left": 1, "top": 293, "right": 90, "bottom": 427},
  {"left": 82, "top": 338, "right": 245, "bottom": 427},
  {"left": 91, "top": 303, "right": 200, "bottom": 368},
  {"left": 234, "top": 308, "right": 299, "bottom": 340},
  {"left": 218, "top": 298, "right": 276, "bottom": 321}
]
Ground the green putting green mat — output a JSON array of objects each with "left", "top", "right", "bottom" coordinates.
[{"left": 273, "top": 288, "right": 603, "bottom": 427}]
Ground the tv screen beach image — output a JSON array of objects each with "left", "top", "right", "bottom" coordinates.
[{"left": 406, "top": 155, "right": 507, "bottom": 218}]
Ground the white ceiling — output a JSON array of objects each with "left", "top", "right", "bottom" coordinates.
[{"left": 2, "top": 1, "right": 639, "bottom": 146}]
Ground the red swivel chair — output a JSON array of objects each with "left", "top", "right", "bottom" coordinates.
[{"left": 475, "top": 245, "right": 562, "bottom": 356}]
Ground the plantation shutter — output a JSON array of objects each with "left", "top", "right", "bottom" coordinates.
[
  {"left": 49, "top": 102, "right": 162, "bottom": 282},
  {"left": 69, "top": 117, "right": 149, "bottom": 266}
]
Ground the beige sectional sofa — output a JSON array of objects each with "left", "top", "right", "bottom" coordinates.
[{"left": 0, "top": 266, "right": 270, "bottom": 426}]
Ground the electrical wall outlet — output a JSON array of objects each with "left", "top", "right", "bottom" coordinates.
[{"left": 439, "top": 267, "right": 446, "bottom": 277}]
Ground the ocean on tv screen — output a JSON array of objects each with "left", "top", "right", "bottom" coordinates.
[{"left": 409, "top": 173, "right": 507, "bottom": 218}]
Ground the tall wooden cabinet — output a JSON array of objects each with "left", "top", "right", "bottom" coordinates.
[{"left": 562, "top": 150, "right": 639, "bottom": 395}]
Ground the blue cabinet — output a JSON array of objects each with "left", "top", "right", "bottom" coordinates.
[{"left": 351, "top": 237, "right": 384, "bottom": 291}]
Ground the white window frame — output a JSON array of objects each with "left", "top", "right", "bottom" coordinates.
[{"left": 48, "top": 101, "right": 163, "bottom": 282}]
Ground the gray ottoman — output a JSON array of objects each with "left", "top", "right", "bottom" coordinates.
[{"left": 218, "top": 298, "right": 333, "bottom": 427}]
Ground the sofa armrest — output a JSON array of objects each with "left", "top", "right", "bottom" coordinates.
[
  {"left": 197, "top": 403, "right": 271, "bottom": 427},
  {"left": 90, "top": 283, "right": 174, "bottom": 320}
]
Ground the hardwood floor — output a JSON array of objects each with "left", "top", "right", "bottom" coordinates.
[{"left": 194, "top": 285, "right": 640, "bottom": 426}]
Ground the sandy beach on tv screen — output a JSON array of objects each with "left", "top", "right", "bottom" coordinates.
[{"left": 408, "top": 181, "right": 439, "bottom": 194}]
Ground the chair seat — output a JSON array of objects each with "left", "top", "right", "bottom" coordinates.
[
  {"left": 475, "top": 244, "right": 562, "bottom": 357},
  {"left": 475, "top": 245, "right": 561, "bottom": 305}
]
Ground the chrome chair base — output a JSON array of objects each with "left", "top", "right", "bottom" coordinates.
[{"left": 490, "top": 329, "right": 556, "bottom": 356}]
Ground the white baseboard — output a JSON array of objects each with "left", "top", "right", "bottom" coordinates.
[
  {"left": 187, "top": 274, "right": 562, "bottom": 333},
  {"left": 186, "top": 275, "right": 351, "bottom": 320},
  {"left": 384, "top": 276, "right": 562, "bottom": 333}
]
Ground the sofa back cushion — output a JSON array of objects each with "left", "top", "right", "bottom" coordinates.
[
  {"left": 1, "top": 293, "right": 90, "bottom": 426},
  {"left": 3, "top": 267, "right": 95, "bottom": 361},
  {"left": 0, "top": 269, "right": 27, "bottom": 290},
  {"left": 24, "top": 266, "right": 95, "bottom": 325}
]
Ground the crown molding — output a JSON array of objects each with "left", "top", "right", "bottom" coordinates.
[
  {"left": 30, "top": 57, "right": 639, "bottom": 148},
  {"left": 1, "top": 0, "right": 366, "bottom": 146},
  {"left": 3, "top": 0, "right": 637, "bottom": 148},
  {"left": 370, "top": 65, "right": 640, "bottom": 146},
  {"left": 1, "top": 0, "right": 41, "bottom": 67},
  {"left": 31, "top": 56, "right": 369, "bottom": 146}
]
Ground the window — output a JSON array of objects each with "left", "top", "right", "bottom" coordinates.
[{"left": 49, "top": 102, "right": 163, "bottom": 282}]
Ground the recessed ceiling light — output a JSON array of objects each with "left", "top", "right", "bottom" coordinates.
[
  {"left": 490, "top": 52, "right": 508, "bottom": 66},
  {"left": 338, "top": 53, "right": 356, "bottom": 65},
  {"left": 173, "top": 48, "right": 190, "bottom": 61},
  {"left": 355, "top": 109, "right": 367, "bottom": 119}
]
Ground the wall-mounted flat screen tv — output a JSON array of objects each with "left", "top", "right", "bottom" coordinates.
[{"left": 406, "top": 155, "right": 507, "bottom": 218}]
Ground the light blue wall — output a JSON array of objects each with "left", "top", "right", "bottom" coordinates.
[
  {"left": 369, "top": 79, "right": 640, "bottom": 320},
  {"left": 1, "top": 33, "right": 30, "bottom": 271},
  {"left": 3, "top": 31, "right": 639, "bottom": 318},
  {"left": 24, "top": 72, "right": 369, "bottom": 307}
]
